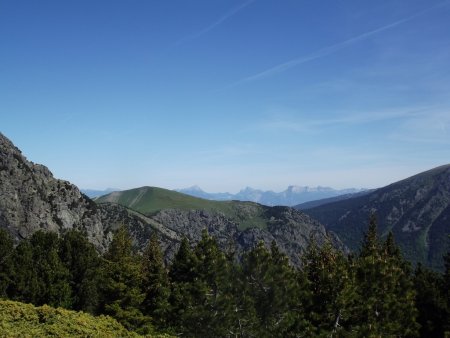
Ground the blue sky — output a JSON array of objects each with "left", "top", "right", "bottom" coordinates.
[{"left": 1, "top": 0, "right": 449, "bottom": 193}]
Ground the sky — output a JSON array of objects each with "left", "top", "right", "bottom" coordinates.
[{"left": 1, "top": 0, "right": 450, "bottom": 193}]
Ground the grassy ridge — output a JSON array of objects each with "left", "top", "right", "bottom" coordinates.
[{"left": 95, "top": 186, "right": 269, "bottom": 230}]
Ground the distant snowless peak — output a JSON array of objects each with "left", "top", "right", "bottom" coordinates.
[
  {"left": 186, "top": 185, "right": 203, "bottom": 192},
  {"left": 286, "top": 186, "right": 334, "bottom": 193}
]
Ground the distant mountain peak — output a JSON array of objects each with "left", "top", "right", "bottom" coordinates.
[
  {"left": 287, "top": 185, "right": 307, "bottom": 193},
  {"left": 187, "top": 185, "right": 204, "bottom": 192},
  {"left": 239, "top": 186, "right": 261, "bottom": 193},
  {"left": 175, "top": 184, "right": 365, "bottom": 206}
]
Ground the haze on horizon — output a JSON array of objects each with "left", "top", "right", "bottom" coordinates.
[{"left": 1, "top": 0, "right": 449, "bottom": 193}]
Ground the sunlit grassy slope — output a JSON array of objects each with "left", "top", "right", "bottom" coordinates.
[{"left": 95, "top": 186, "right": 269, "bottom": 230}]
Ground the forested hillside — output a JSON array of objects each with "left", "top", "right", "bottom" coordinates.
[{"left": 0, "top": 219, "right": 449, "bottom": 337}]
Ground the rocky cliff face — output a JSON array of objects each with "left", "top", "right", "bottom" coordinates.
[
  {"left": 0, "top": 132, "right": 343, "bottom": 266},
  {"left": 143, "top": 207, "right": 345, "bottom": 266},
  {"left": 0, "top": 133, "right": 111, "bottom": 250}
]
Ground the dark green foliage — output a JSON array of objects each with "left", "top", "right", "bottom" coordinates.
[
  {"left": 99, "top": 225, "right": 152, "bottom": 334},
  {"left": 302, "top": 239, "right": 355, "bottom": 336},
  {"left": 0, "top": 228, "right": 14, "bottom": 297},
  {"left": 168, "top": 231, "right": 236, "bottom": 337},
  {"left": 352, "top": 216, "right": 419, "bottom": 337},
  {"left": 444, "top": 250, "right": 450, "bottom": 335},
  {"left": 59, "top": 229, "right": 101, "bottom": 313},
  {"left": 414, "top": 264, "right": 448, "bottom": 337},
  {"left": 240, "top": 241, "right": 312, "bottom": 337},
  {"left": 141, "top": 232, "right": 170, "bottom": 328},
  {"left": 2, "top": 221, "right": 450, "bottom": 336},
  {"left": 10, "top": 231, "right": 72, "bottom": 308},
  {"left": 168, "top": 237, "right": 197, "bottom": 284}
]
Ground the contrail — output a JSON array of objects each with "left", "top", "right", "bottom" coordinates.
[
  {"left": 231, "top": 1, "right": 449, "bottom": 86},
  {"left": 175, "top": 0, "right": 255, "bottom": 46}
]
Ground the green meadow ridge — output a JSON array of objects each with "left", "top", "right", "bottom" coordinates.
[
  {"left": 94, "top": 186, "right": 343, "bottom": 266},
  {"left": 95, "top": 186, "right": 272, "bottom": 230}
]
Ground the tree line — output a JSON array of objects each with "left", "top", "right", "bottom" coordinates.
[{"left": 0, "top": 215, "right": 449, "bottom": 337}]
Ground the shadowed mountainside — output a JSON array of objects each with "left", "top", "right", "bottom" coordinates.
[{"left": 301, "top": 165, "right": 450, "bottom": 270}]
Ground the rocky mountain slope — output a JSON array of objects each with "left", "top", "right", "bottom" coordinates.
[
  {"left": 176, "top": 185, "right": 365, "bottom": 206},
  {"left": 0, "top": 133, "right": 113, "bottom": 250},
  {"left": 0, "top": 132, "right": 341, "bottom": 266},
  {"left": 96, "top": 187, "right": 345, "bottom": 265},
  {"left": 301, "top": 165, "right": 450, "bottom": 270}
]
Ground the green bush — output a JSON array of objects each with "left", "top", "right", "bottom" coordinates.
[{"left": 0, "top": 299, "right": 140, "bottom": 337}]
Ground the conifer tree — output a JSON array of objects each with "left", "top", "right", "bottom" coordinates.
[
  {"left": 224, "top": 251, "right": 258, "bottom": 337},
  {"left": 59, "top": 229, "right": 100, "bottom": 313},
  {"left": 99, "top": 225, "right": 152, "bottom": 334},
  {"left": 10, "top": 231, "right": 71, "bottom": 308},
  {"left": 267, "top": 241, "right": 312, "bottom": 337},
  {"left": 169, "top": 237, "right": 197, "bottom": 284},
  {"left": 169, "top": 230, "right": 235, "bottom": 337},
  {"left": 241, "top": 241, "right": 311, "bottom": 337},
  {"left": 141, "top": 232, "right": 170, "bottom": 328},
  {"left": 0, "top": 229, "right": 14, "bottom": 298},
  {"left": 9, "top": 240, "right": 38, "bottom": 303},
  {"left": 302, "top": 238, "right": 355, "bottom": 336},
  {"left": 352, "top": 216, "right": 419, "bottom": 337},
  {"left": 414, "top": 263, "right": 447, "bottom": 337},
  {"left": 443, "top": 250, "right": 450, "bottom": 335},
  {"left": 167, "top": 236, "right": 198, "bottom": 334}
]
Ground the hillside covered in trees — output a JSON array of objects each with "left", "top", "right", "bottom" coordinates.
[{"left": 1, "top": 217, "right": 449, "bottom": 337}]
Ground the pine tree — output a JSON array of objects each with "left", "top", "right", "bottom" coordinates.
[
  {"left": 167, "top": 236, "right": 197, "bottom": 335},
  {"left": 10, "top": 231, "right": 72, "bottom": 308},
  {"left": 169, "top": 237, "right": 197, "bottom": 284},
  {"left": 241, "top": 241, "right": 311, "bottom": 337},
  {"left": 267, "top": 241, "right": 312, "bottom": 337},
  {"left": 99, "top": 225, "right": 152, "bottom": 334},
  {"left": 0, "top": 229, "right": 14, "bottom": 298},
  {"left": 302, "top": 238, "right": 355, "bottom": 336},
  {"left": 169, "top": 230, "right": 235, "bottom": 337},
  {"left": 352, "top": 216, "right": 419, "bottom": 337},
  {"left": 443, "top": 250, "right": 450, "bottom": 335},
  {"left": 141, "top": 232, "right": 170, "bottom": 328},
  {"left": 59, "top": 229, "right": 100, "bottom": 313},
  {"left": 414, "top": 263, "right": 447, "bottom": 337}
]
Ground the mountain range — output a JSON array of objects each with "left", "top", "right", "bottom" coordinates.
[
  {"left": 0, "top": 132, "right": 340, "bottom": 266},
  {"left": 1, "top": 131, "right": 448, "bottom": 269},
  {"left": 299, "top": 165, "right": 450, "bottom": 270},
  {"left": 176, "top": 185, "right": 366, "bottom": 206}
]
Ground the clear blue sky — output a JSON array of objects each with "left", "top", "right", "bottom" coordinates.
[{"left": 1, "top": 0, "right": 449, "bottom": 193}]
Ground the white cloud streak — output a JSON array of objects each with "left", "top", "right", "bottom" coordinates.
[
  {"left": 231, "top": 1, "right": 449, "bottom": 86},
  {"left": 258, "top": 106, "right": 431, "bottom": 133},
  {"left": 257, "top": 106, "right": 450, "bottom": 145},
  {"left": 175, "top": 0, "right": 255, "bottom": 46}
]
